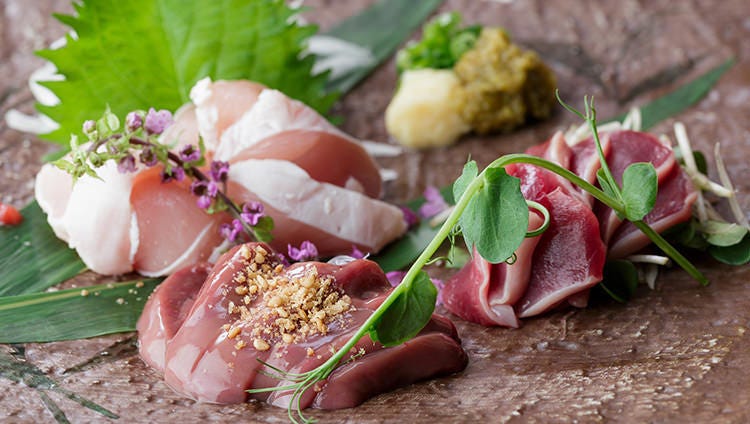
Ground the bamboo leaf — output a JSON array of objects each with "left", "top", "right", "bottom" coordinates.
[
  {"left": 0, "top": 201, "right": 86, "bottom": 296},
  {"left": 0, "top": 279, "right": 160, "bottom": 343},
  {"left": 324, "top": 0, "right": 443, "bottom": 93},
  {"left": 609, "top": 59, "right": 734, "bottom": 129}
]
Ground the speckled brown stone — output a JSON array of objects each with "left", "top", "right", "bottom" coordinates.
[{"left": 1, "top": 1, "right": 749, "bottom": 423}]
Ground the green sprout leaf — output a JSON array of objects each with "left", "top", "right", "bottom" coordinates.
[
  {"left": 701, "top": 220, "right": 748, "bottom": 247},
  {"left": 621, "top": 162, "right": 657, "bottom": 221},
  {"left": 452, "top": 160, "right": 478, "bottom": 202},
  {"left": 459, "top": 167, "right": 528, "bottom": 264},
  {"left": 709, "top": 233, "right": 750, "bottom": 265},
  {"left": 369, "top": 270, "right": 437, "bottom": 347}
]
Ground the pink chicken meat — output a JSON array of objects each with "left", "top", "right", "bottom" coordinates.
[{"left": 137, "top": 243, "right": 467, "bottom": 409}]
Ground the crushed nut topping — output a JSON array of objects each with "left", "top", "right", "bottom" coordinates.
[{"left": 223, "top": 245, "right": 353, "bottom": 351}]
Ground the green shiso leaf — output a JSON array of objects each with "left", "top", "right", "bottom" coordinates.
[
  {"left": 37, "top": 0, "right": 335, "bottom": 144},
  {"left": 369, "top": 270, "right": 437, "bottom": 347},
  {"left": 0, "top": 278, "right": 160, "bottom": 343},
  {"left": 0, "top": 201, "right": 86, "bottom": 297}
]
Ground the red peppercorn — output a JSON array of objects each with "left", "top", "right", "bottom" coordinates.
[{"left": 0, "top": 203, "right": 23, "bottom": 226}]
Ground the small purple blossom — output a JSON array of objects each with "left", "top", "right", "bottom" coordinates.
[
  {"left": 385, "top": 271, "right": 406, "bottom": 287},
  {"left": 418, "top": 186, "right": 449, "bottom": 219},
  {"left": 399, "top": 205, "right": 419, "bottom": 228},
  {"left": 144, "top": 108, "right": 173, "bottom": 135},
  {"left": 117, "top": 154, "right": 136, "bottom": 173},
  {"left": 432, "top": 278, "right": 445, "bottom": 306},
  {"left": 196, "top": 195, "right": 212, "bottom": 210},
  {"left": 82, "top": 120, "right": 96, "bottom": 135},
  {"left": 350, "top": 245, "right": 365, "bottom": 259},
  {"left": 179, "top": 144, "right": 201, "bottom": 163},
  {"left": 287, "top": 241, "right": 318, "bottom": 262},
  {"left": 125, "top": 112, "right": 143, "bottom": 132},
  {"left": 161, "top": 166, "right": 185, "bottom": 183},
  {"left": 220, "top": 219, "right": 244, "bottom": 242},
  {"left": 240, "top": 201, "right": 265, "bottom": 226},
  {"left": 210, "top": 160, "right": 229, "bottom": 182},
  {"left": 140, "top": 147, "right": 158, "bottom": 167}
]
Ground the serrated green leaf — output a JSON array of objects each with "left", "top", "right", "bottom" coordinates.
[
  {"left": 621, "top": 162, "right": 657, "bottom": 221},
  {"left": 701, "top": 220, "right": 748, "bottom": 247},
  {"left": 709, "top": 233, "right": 750, "bottom": 265},
  {"left": 0, "top": 202, "right": 86, "bottom": 296},
  {"left": 370, "top": 271, "right": 436, "bottom": 347},
  {"left": 460, "top": 168, "right": 528, "bottom": 264},
  {"left": 0, "top": 278, "right": 160, "bottom": 343},
  {"left": 37, "top": 0, "right": 336, "bottom": 144}
]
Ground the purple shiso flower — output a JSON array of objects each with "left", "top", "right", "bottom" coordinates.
[
  {"left": 82, "top": 119, "right": 96, "bottom": 135},
  {"left": 287, "top": 240, "right": 318, "bottom": 262},
  {"left": 140, "top": 147, "right": 158, "bottom": 167},
  {"left": 196, "top": 195, "right": 212, "bottom": 210},
  {"left": 161, "top": 166, "right": 185, "bottom": 183},
  {"left": 210, "top": 160, "right": 229, "bottom": 182},
  {"left": 220, "top": 219, "right": 244, "bottom": 242},
  {"left": 240, "top": 201, "right": 265, "bottom": 226},
  {"left": 179, "top": 144, "right": 201, "bottom": 163},
  {"left": 385, "top": 271, "right": 406, "bottom": 287},
  {"left": 144, "top": 108, "right": 173, "bottom": 135},
  {"left": 399, "top": 205, "right": 419, "bottom": 228},
  {"left": 125, "top": 112, "right": 143, "bottom": 132},
  {"left": 418, "top": 186, "right": 449, "bottom": 219},
  {"left": 350, "top": 245, "right": 365, "bottom": 259},
  {"left": 117, "top": 154, "right": 137, "bottom": 173}
]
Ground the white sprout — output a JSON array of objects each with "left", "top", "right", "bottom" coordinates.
[
  {"left": 626, "top": 254, "right": 671, "bottom": 266},
  {"left": 714, "top": 143, "right": 750, "bottom": 230}
]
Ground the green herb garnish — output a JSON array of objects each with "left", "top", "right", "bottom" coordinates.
[{"left": 396, "top": 12, "right": 481, "bottom": 72}]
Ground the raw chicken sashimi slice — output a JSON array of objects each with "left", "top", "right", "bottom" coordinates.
[
  {"left": 568, "top": 133, "right": 612, "bottom": 206},
  {"left": 230, "top": 129, "right": 382, "bottom": 197},
  {"left": 516, "top": 188, "right": 606, "bottom": 318},
  {"left": 215, "top": 89, "right": 354, "bottom": 162},
  {"left": 227, "top": 159, "right": 406, "bottom": 256},
  {"left": 137, "top": 263, "right": 211, "bottom": 371},
  {"left": 441, "top": 212, "right": 544, "bottom": 327},
  {"left": 130, "top": 167, "right": 229, "bottom": 277},
  {"left": 61, "top": 160, "right": 137, "bottom": 275},
  {"left": 138, "top": 243, "right": 467, "bottom": 408},
  {"left": 190, "top": 78, "right": 266, "bottom": 151},
  {"left": 34, "top": 163, "right": 73, "bottom": 241},
  {"left": 159, "top": 103, "right": 200, "bottom": 151},
  {"left": 594, "top": 130, "right": 676, "bottom": 243},
  {"left": 608, "top": 165, "right": 697, "bottom": 258}
]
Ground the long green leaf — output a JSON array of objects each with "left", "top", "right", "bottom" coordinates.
[
  {"left": 0, "top": 348, "right": 118, "bottom": 420},
  {"left": 0, "top": 201, "right": 86, "bottom": 296},
  {"left": 0, "top": 279, "right": 160, "bottom": 343},
  {"left": 324, "top": 0, "right": 443, "bottom": 93},
  {"left": 610, "top": 58, "right": 734, "bottom": 129}
]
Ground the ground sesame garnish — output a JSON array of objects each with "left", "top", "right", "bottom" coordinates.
[
  {"left": 223, "top": 244, "right": 353, "bottom": 352},
  {"left": 80, "top": 289, "right": 89, "bottom": 297},
  {"left": 135, "top": 281, "right": 145, "bottom": 288},
  {"left": 115, "top": 297, "right": 125, "bottom": 305}
]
